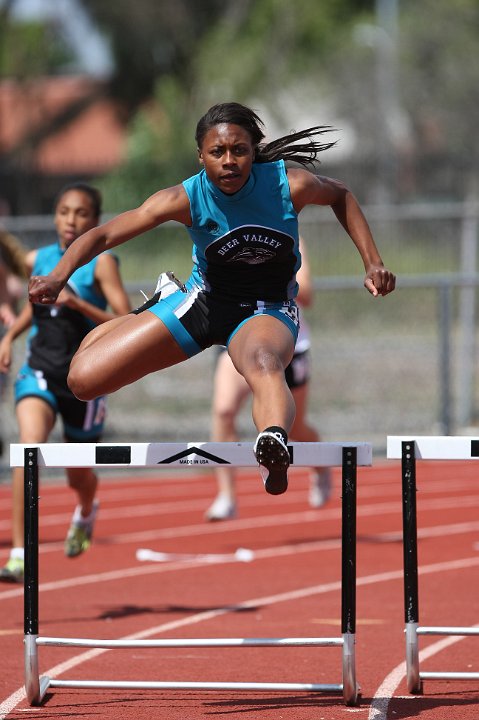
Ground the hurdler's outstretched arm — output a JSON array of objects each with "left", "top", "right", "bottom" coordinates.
[
  {"left": 288, "top": 167, "right": 396, "bottom": 297},
  {"left": 28, "top": 185, "right": 191, "bottom": 305}
]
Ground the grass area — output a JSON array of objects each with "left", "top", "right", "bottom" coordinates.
[
  {"left": 114, "top": 209, "right": 463, "bottom": 286},
  {"left": 114, "top": 216, "right": 466, "bottom": 334},
  {"left": 115, "top": 225, "right": 193, "bottom": 285}
]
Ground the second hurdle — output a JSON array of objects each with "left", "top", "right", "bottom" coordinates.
[
  {"left": 11, "top": 440, "right": 372, "bottom": 707},
  {"left": 387, "top": 435, "right": 479, "bottom": 694}
]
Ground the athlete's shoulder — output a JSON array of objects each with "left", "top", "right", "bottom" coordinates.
[{"left": 182, "top": 169, "right": 205, "bottom": 193}]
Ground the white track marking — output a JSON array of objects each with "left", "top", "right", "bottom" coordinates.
[
  {"left": 136, "top": 547, "right": 255, "bottom": 563},
  {"left": 2, "top": 556, "right": 479, "bottom": 717},
  {"left": 1, "top": 469, "right": 471, "bottom": 514},
  {"left": 0, "top": 537, "right": 345, "bottom": 601},
  {"left": 368, "top": 628, "right": 479, "bottom": 720},
  {"left": 1, "top": 469, "right": 477, "bottom": 532},
  {"left": 2, "top": 521, "right": 479, "bottom": 601},
  {"left": 3, "top": 493, "right": 479, "bottom": 564}
]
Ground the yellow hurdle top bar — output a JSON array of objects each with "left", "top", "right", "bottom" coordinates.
[
  {"left": 10, "top": 441, "right": 372, "bottom": 468},
  {"left": 387, "top": 435, "right": 479, "bottom": 460}
]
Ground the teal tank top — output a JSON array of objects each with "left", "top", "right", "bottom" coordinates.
[
  {"left": 27, "top": 243, "right": 108, "bottom": 378},
  {"left": 182, "top": 160, "right": 301, "bottom": 302}
]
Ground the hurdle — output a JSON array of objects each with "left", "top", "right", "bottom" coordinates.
[
  {"left": 387, "top": 436, "right": 479, "bottom": 693},
  {"left": 11, "top": 440, "right": 372, "bottom": 707}
]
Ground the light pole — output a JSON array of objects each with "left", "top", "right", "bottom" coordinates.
[{"left": 355, "top": 0, "right": 400, "bottom": 203}]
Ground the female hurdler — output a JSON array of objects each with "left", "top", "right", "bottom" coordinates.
[{"left": 28, "top": 102, "right": 396, "bottom": 497}]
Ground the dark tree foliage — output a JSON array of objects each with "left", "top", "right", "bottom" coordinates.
[{"left": 82, "top": 0, "right": 229, "bottom": 113}]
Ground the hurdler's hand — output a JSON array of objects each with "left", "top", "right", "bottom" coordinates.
[
  {"left": 28, "top": 275, "right": 64, "bottom": 305},
  {"left": 364, "top": 265, "right": 396, "bottom": 297}
]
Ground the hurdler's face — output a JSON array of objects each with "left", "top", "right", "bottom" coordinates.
[{"left": 198, "top": 123, "right": 255, "bottom": 195}]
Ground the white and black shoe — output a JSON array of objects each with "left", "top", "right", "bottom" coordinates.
[
  {"left": 64, "top": 500, "right": 99, "bottom": 558},
  {"left": 254, "top": 429, "right": 289, "bottom": 495}
]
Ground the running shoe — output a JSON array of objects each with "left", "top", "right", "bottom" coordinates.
[
  {"left": 254, "top": 430, "right": 289, "bottom": 495},
  {"left": 64, "top": 500, "right": 99, "bottom": 558},
  {"left": 205, "top": 494, "right": 237, "bottom": 521},
  {"left": 0, "top": 557, "right": 24, "bottom": 583},
  {"left": 309, "top": 467, "right": 332, "bottom": 508}
]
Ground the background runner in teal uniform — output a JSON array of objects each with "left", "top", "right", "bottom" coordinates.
[
  {"left": 0, "top": 183, "right": 131, "bottom": 583},
  {"left": 27, "top": 103, "right": 396, "bottom": 502}
]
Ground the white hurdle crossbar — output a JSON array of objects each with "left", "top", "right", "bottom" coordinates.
[
  {"left": 387, "top": 436, "right": 479, "bottom": 693},
  {"left": 12, "top": 441, "right": 373, "bottom": 707}
]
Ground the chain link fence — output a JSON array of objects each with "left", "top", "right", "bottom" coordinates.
[{"left": 1, "top": 200, "right": 478, "bottom": 472}]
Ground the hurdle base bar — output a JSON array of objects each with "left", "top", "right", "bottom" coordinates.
[
  {"left": 414, "top": 626, "right": 479, "bottom": 685},
  {"left": 40, "top": 678, "right": 345, "bottom": 693},
  {"left": 342, "top": 632, "right": 359, "bottom": 706},
  {"left": 420, "top": 672, "right": 479, "bottom": 681},
  {"left": 417, "top": 626, "right": 479, "bottom": 637},
  {"left": 25, "top": 635, "right": 44, "bottom": 706},
  {"left": 35, "top": 636, "right": 344, "bottom": 648},
  {"left": 25, "top": 633, "right": 358, "bottom": 706},
  {"left": 405, "top": 622, "right": 422, "bottom": 694}
]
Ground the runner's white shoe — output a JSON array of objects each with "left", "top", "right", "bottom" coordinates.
[
  {"left": 205, "top": 494, "right": 237, "bottom": 521},
  {"left": 309, "top": 467, "right": 332, "bottom": 508}
]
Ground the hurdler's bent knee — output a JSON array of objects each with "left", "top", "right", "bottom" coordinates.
[{"left": 67, "top": 358, "right": 97, "bottom": 402}]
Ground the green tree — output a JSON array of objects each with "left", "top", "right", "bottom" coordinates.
[
  {"left": 82, "top": 0, "right": 230, "bottom": 112},
  {"left": 97, "top": 0, "right": 377, "bottom": 209},
  {"left": 400, "top": 0, "right": 478, "bottom": 160},
  {"left": 0, "top": 1, "right": 75, "bottom": 79},
  {"left": 327, "top": 0, "right": 479, "bottom": 198}
]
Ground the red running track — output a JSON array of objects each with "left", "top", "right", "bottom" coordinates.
[{"left": 0, "top": 460, "right": 478, "bottom": 719}]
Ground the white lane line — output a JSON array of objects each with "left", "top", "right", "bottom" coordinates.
[
  {"left": 3, "top": 491, "right": 479, "bottom": 565},
  {"left": 2, "top": 521, "right": 479, "bottom": 601},
  {"left": 368, "top": 628, "right": 479, "bottom": 720},
  {"left": 2, "top": 555, "right": 479, "bottom": 718},
  {"left": 1, "top": 469, "right": 478, "bottom": 531},
  {"left": 1, "top": 470, "right": 470, "bottom": 514},
  {"left": 4, "top": 507, "right": 346, "bottom": 561},
  {"left": 0, "top": 537, "right": 345, "bottom": 601}
]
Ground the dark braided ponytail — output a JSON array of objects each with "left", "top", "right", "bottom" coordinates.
[
  {"left": 195, "top": 102, "right": 336, "bottom": 167},
  {"left": 256, "top": 126, "right": 336, "bottom": 166}
]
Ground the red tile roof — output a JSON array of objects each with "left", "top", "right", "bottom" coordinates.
[{"left": 0, "top": 75, "right": 127, "bottom": 173}]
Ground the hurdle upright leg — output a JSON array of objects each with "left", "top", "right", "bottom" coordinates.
[
  {"left": 401, "top": 441, "right": 422, "bottom": 693},
  {"left": 23, "top": 447, "right": 50, "bottom": 705},
  {"left": 341, "top": 446, "right": 359, "bottom": 705}
]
